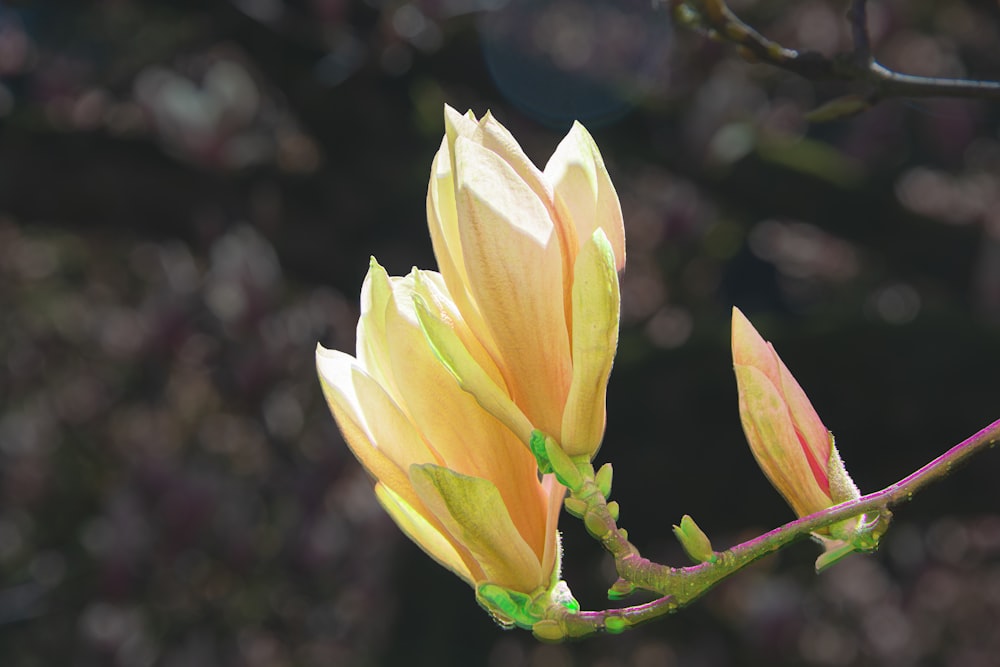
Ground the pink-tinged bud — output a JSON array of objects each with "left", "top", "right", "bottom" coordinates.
[{"left": 731, "top": 308, "right": 861, "bottom": 524}]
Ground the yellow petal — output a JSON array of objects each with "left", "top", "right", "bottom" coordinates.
[
  {"left": 540, "top": 473, "right": 566, "bottom": 584},
  {"left": 356, "top": 258, "right": 401, "bottom": 400},
  {"left": 560, "top": 229, "right": 620, "bottom": 458},
  {"left": 410, "top": 464, "right": 544, "bottom": 592},
  {"left": 734, "top": 364, "right": 833, "bottom": 517},
  {"left": 316, "top": 345, "right": 439, "bottom": 472},
  {"left": 411, "top": 291, "right": 534, "bottom": 446},
  {"left": 315, "top": 346, "right": 437, "bottom": 532},
  {"left": 375, "top": 482, "right": 482, "bottom": 585},
  {"left": 454, "top": 136, "right": 572, "bottom": 437},
  {"left": 544, "top": 122, "right": 626, "bottom": 270},
  {"left": 426, "top": 138, "right": 502, "bottom": 361}
]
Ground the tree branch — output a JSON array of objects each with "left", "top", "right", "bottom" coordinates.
[{"left": 669, "top": 0, "right": 1000, "bottom": 113}]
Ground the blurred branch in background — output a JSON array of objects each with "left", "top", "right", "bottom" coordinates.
[{"left": 671, "top": 0, "right": 1000, "bottom": 118}]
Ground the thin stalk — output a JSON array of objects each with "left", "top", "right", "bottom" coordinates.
[{"left": 554, "top": 417, "right": 1000, "bottom": 637}]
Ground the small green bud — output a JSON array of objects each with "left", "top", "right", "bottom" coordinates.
[
  {"left": 672, "top": 514, "right": 716, "bottom": 564},
  {"left": 595, "top": 463, "right": 614, "bottom": 498},
  {"left": 606, "top": 501, "right": 620, "bottom": 522},
  {"left": 607, "top": 578, "right": 635, "bottom": 600},
  {"left": 532, "top": 619, "right": 565, "bottom": 642},
  {"left": 604, "top": 616, "right": 628, "bottom": 634},
  {"left": 618, "top": 528, "right": 628, "bottom": 540},
  {"left": 563, "top": 497, "right": 587, "bottom": 518},
  {"left": 584, "top": 510, "right": 609, "bottom": 539}
]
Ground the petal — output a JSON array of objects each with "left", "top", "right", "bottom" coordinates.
[
  {"left": 776, "top": 355, "right": 833, "bottom": 478},
  {"left": 316, "top": 345, "right": 439, "bottom": 473},
  {"left": 426, "top": 139, "right": 503, "bottom": 361},
  {"left": 730, "top": 307, "right": 781, "bottom": 380},
  {"left": 375, "top": 482, "right": 482, "bottom": 586},
  {"left": 412, "top": 292, "right": 534, "bottom": 446},
  {"left": 410, "top": 464, "right": 544, "bottom": 592},
  {"left": 539, "top": 473, "right": 566, "bottom": 584},
  {"left": 734, "top": 364, "right": 833, "bottom": 517},
  {"left": 356, "top": 258, "right": 401, "bottom": 400},
  {"left": 393, "top": 272, "right": 549, "bottom": 559},
  {"left": 560, "top": 229, "right": 620, "bottom": 458},
  {"left": 454, "top": 137, "right": 572, "bottom": 437},
  {"left": 545, "top": 122, "right": 626, "bottom": 270}
]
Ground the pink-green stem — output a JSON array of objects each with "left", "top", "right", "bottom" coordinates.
[{"left": 557, "top": 417, "right": 1000, "bottom": 636}]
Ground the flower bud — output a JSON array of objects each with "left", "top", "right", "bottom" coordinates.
[{"left": 731, "top": 307, "right": 872, "bottom": 559}]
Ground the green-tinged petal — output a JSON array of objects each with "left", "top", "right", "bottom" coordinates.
[
  {"left": 454, "top": 137, "right": 572, "bottom": 438},
  {"left": 356, "top": 258, "right": 400, "bottom": 399},
  {"left": 412, "top": 292, "right": 534, "bottom": 446},
  {"left": 734, "top": 364, "right": 833, "bottom": 517},
  {"left": 560, "top": 229, "right": 620, "bottom": 458},
  {"left": 375, "top": 482, "right": 481, "bottom": 586},
  {"left": 410, "top": 464, "right": 544, "bottom": 592},
  {"left": 544, "top": 122, "right": 626, "bottom": 270}
]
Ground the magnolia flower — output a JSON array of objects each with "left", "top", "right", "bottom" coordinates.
[
  {"left": 423, "top": 106, "right": 625, "bottom": 459},
  {"left": 731, "top": 307, "right": 864, "bottom": 545},
  {"left": 317, "top": 260, "right": 564, "bottom": 598}
]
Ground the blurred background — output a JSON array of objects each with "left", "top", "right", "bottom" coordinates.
[{"left": 1, "top": 0, "right": 999, "bottom": 665}]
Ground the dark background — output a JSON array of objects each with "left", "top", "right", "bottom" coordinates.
[{"left": 1, "top": 1, "right": 999, "bottom": 665}]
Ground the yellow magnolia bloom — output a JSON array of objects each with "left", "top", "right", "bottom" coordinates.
[
  {"left": 731, "top": 307, "right": 862, "bottom": 525},
  {"left": 424, "top": 106, "right": 625, "bottom": 459},
  {"left": 316, "top": 259, "right": 564, "bottom": 596}
]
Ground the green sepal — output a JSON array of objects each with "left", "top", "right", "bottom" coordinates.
[
  {"left": 543, "top": 435, "right": 585, "bottom": 491},
  {"left": 529, "top": 430, "right": 554, "bottom": 475},
  {"left": 607, "top": 578, "right": 635, "bottom": 601},
  {"left": 814, "top": 509, "right": 892, "bottom": 573},
  {"left": 595, "top": 463, "right": 613, "bottom": 499},
  {"left": 563, "top": 497, "right": 587, "bottom": 518},
  {"left": 476, "top": 584, "right": 537, "bottom": 630},
  {"left": 814, "top": 541, "right": 857, "bottom": 573},
  {"left": 477, "top": 580, "right": 581, "bottom": 632},
  {"left": 672, "top": 514, "right": 716, "bottom": 564}
]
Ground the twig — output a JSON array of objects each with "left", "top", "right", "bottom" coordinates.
[
  {"left": 669, "top": 0, "right": 1000, "bottom": 106},
  {"left": 545, "top": 416, "right": 1000, "bottom": 637}
]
